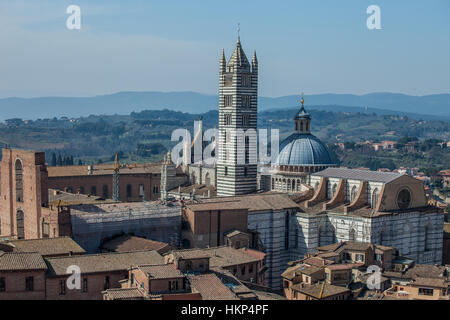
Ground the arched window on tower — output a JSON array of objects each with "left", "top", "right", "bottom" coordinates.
[
  {"left": 15, "top": 159, "right": 23, "bottom": 202},
  {"left": 300, "top": 122, "right": 304, "bottom": 132}
]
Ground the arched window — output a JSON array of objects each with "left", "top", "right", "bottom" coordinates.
[
  {"left": 314, "top": 182, "right": 320, "bottom": 192},
  {"left": 90, "top": 186, "right": 97, "bottom": 196},
  {"left": 79, "top": 186, "right": 85, "bottom": 194},
  {"left": 371, "top": 188, "right": 379, "bottom": 209},
  {"left": 331, "top": 184, "right": 337, "bottom": 198},
  {"left": 292, "top": 179, "right": 295, "bottom": 191},
  {"left": 16, "top": 210, "right": 25, "bottom": 239},
  {"left": 300, "top": 122, "right": 303, "bottom": 131},
  {"left": 397, "top": 189, "right": 411, "bottom": 209},
  {"left": 350, "top": 186, "right": 358, "bottom": 202},
  {"left": 102, "top": 185, "right": 108, "bottom": 199},
  {"left": 15, "top": 159, "right": 23, "bottom": 202},
  {"left": 126, "top": 184, "right": 132, "bottom": 198}
]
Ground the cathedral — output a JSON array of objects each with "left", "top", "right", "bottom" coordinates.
[{"left": 165, "top": 36, "right": 444, "bottom": 289}]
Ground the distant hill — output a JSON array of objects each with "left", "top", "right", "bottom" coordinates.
[{"left": 0, "top": 91, "right": 449, "bottom": 121}]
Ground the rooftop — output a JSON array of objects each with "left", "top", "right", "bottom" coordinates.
[
  {"left": 171, "top": 246, "right": 264, "bottom": 268},
  {"left": 188, "top": 193, "right": 299, "bottom": 212},
  {"left": 45, "top": 250, "right": 164, "bottom": 276},
  {"left": 188, "top": 272, "right": 238, "bottom": 300},
  {"left": 103, "top": 287, "right": 145, "bottom": 300},
  {"left": 0, "top": 252, "right": 47, "bottom": 271},
  {"left": 292, "top": 282, "right": 350, "bottom": 299},
  {"left": 48, "top": 189, "right": 110, "bottom": 205},
  {"left": 3, "top": 237, "right": 86, "bottom": 257},
  {"left": 313, "top": 167, "right": 404, "bottom": 183},
  {"left": 137, "top": 264, "right": 183, "bottom": 279},
  {"left": 47, "top": 162, "right": 168, "bottom": 177},
  {"left": 101, "top": 235, "right": 172, "bottom": 254}
]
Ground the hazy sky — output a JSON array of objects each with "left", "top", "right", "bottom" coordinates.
[{"left": 0, "top": 0, "right": 449, "bottom": 98}]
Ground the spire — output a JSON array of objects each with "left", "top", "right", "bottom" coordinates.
[
  {"left": 220, "top": 49, "right": 226, "bottom": 73},
  {"left": 227, "top": 31, "right": 250, "bottom": 70},
  {"left": 237, "top": 22, "right": 241, "bottom": 43},
  {"left": 294, "top": 92, "right": 311, "bottom": 134}
]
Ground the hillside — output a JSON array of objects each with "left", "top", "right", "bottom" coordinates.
[
  {"left": 0, "top": 91, "right": 449, "bottom": 121},
  {"left": 0, "top": 108, "right": 448, "bottom": 171}
]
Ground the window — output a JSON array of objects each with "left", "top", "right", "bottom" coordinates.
[
  {"left": 371, "top": 188, "right": 379, "bottom": 209},
  {"left": 59, "top": 280, "right": 66, "bottom": 295},
  {"left": 249, "top": 264, "right": 254, "bottom": 274},
  {"left": 418, "top": 288, "right": 434, "bottom": 296},
  {"left": 0, "top": 277, "right": 5, "bottom": 292},
  {"left": 241, "top": 265, "right": 246, "bottom": 274},
  {"left": 82, "top": 278, "right": 88, "bottom": 293},
  {"left": 224, "top": 75, "right": 233, "bottom": 87},
  {"left": 397, "top": 189, "right": 411, "bottom": 209},
  {"left": 16, "top": 210, "right": 25, "bottom": 240},
  {"left": 90, "top": 186, "right": 97, "bottom": 196},
  {"left": 356, "top": 254, "right": 364, "bottom": 262},
  {"left": 153, "top": 186, "right": 159, "bottom": 194},
  {"left": 102, "top": 185, "right": 108, "bottom": 199},
  {"left": 126, "top": 184, "right": 132, "bottom": 198},
  {"left": 15, "top": 159, "right": 23, "bottom": 202},
  {"left": 139, "top": 184, "right": 145, "bottom": 199},
  {"left": 241, "top": 74, "right": 252, "bottom": 87},
  {"left": 375, "top": 253, "right": 382, "bottom": 261},
  {"left": 241, "top": 95, "right": 251, "bottom": 107},
  {"left": 104, "top": 276, "right": 110, "bottom": 290},
  {"left": 350, "top": 186, "right": 358, "bottom": 202},
  {"left": 42, "top": 221, "right": 50, "bottom": 238},
  {"left": 224, "top": 95, "right": 233, "bottom": 107},
  {"left": 242, "top": 114, "right": 250, "bottom": 126},
  {"left": 244, "top": 167, "right": 248, "bottom": 176},
  {"left": 224, "top": 167, "right": 228, "bottom": 176},
  {"left": 131, "top": 273, "right": 135, "bottom": 285},
  {"left": 224, "top": 114, "right": 232, "bottom": 126}
]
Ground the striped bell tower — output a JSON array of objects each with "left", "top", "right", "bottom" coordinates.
[{"left": 216, "top": 36, "right": 258, "bottom": 196}]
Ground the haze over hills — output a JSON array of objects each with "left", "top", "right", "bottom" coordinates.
[{"left": 0, "top": 91, "right": 449, "bottom": 121}]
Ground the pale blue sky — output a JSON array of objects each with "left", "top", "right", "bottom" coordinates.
[{"left": 0, "top": 0, "right": 449, "bottom": 98}]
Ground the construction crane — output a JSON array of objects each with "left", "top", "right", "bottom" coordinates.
[{"left": 88, "top": 153, "right": 121, "bottom": 201}]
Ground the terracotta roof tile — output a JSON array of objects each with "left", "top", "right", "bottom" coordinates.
[
  {"left": 5, "top": 237, "right": 85, "bottom": 257},
  {"left": 0, "top": 252, "right": 47, "bottom": 271},
  {"left": 137, "top": 264, "right": 183, "bottom": 279},
  {"left": 101, "top": 235, "right": 172, "bottom": 254},
  {"left": 188, "top": 273, "right": 238, "bottom": 300},
  {"left": 46, "top": 250, "right": 163, "bottom": 276}
]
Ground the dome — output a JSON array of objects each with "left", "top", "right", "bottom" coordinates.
[{"left": 275, "top": 133, "right": 335, "bottom": 166}]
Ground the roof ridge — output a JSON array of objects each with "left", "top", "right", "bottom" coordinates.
[{"left": 46, "top": 249, "right": 159, "bottom": 260}]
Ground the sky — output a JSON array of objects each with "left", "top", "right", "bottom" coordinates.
[{"left": 0, "top": 0, "right": 449, "bottom": 98}]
